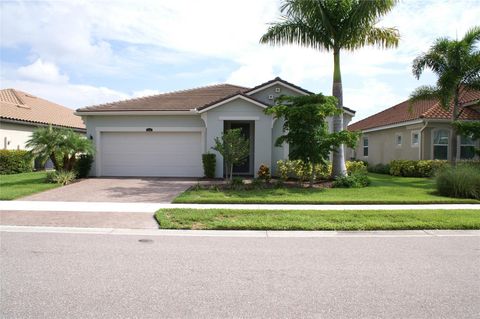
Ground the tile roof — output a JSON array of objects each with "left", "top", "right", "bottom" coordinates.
[
  {"left": 348, "top": 89, "right": 480, "bottom": 131},
  {"left": 77, "top": 84, "right": 249, "bottom": 112},
  {"left": 0, "top": 89, "right": 85, "bottom": 130},
  {"left": 244, "top": 76, "right": 314, "bottom": 95},
  {"left": 197, "top": 91, "right": 270, "bottom": 111}
]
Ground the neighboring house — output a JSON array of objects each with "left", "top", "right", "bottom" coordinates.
[
  {"left": 0, "top": 89, "right": 86, "bottom": 150},
  {"left": 348, "top": 89, "right": 480, "bottom": 165},
  {"left": 76, "top": 77, "right": 355, "bottom": 178}
]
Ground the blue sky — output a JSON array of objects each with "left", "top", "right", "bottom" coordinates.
[{"left": 1, "top": 0, "right": 479, "bottom": 123}]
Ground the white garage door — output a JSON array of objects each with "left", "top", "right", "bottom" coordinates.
[{"left": 100, "top": 131, "right": 203, "bottom": 177}]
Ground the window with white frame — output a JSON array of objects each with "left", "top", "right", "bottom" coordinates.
[
  {"left": 460, "top": 135, "right": 476, "bottom": 159},
  {"left": 433, "top": 129, "right": 449, "bottom": 160},
  {"left": 395, "top": 133, "right": 402, "bottom": 147},
  {"left": 363, "top": 137, "right": 368, "bottom": 157},
  {"left": 411, "top": 131, "right": 419, "bottom": 147}
]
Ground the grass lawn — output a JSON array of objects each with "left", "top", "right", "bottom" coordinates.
[
  {"left": 155, "top": 209, "right": 480, "bottom": 230},
  {"left": 0, "top": 171, "right": 60, "bottom": 200},
  {"left": 174, "top": 173, "right": 480, "bottom": 204}
]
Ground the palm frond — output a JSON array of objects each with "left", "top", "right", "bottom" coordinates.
[
  {"left": 461, "top": 25, "right": 480, "bottom": 47},
  {"left": 412, "top": 51, "right": 448, "bottom": 79},
  {"left": 346, "top": 26, "right": 399, "bottom": 50},
  {"left": 259, "top": 19, "right": 333, "bottom": 50}
]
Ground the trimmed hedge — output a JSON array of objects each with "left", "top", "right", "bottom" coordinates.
[
  {"left": 202, "top": 153, "right": 216, "bottom": 178},
  {"left": 0, "top": 150, "right": 34, "bottom": 174},
  {"left": 389, "top": 160, "right": 448, "bottom": 177},
  {"left": 368, "top": 163, "right": 391, "bottom": 175},
  {"left": 74, "top": 154, "right": 93, "bottom": 178}
]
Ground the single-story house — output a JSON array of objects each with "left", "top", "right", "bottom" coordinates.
[
  {"left": 348, "top": 89, "right": 480, "bottom": 165},
  {"left": 0, "top": 88, "right": 86, "bottom": 150},
  {"left": 76, "top": 77, "right": 356, "bottom": 178}
]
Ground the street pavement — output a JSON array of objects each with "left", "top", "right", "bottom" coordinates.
[{"left": 1, "top": 229, "right": 479, "bottom": 318}]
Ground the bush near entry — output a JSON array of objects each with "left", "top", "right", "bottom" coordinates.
[
  {"left": 0, "top": 150, "right": 33, "bottom": 174},
  {"left": 202, "top": 153, "right": 216, "bottom": 178}
]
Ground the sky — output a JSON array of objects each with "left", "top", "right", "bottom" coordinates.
[{"left": 1, "top": 0, "right": 479, "bottom": 123}]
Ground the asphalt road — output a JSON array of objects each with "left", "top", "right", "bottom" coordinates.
[{"left": 1, "top": 231, "right": 479, "bottom": 318}]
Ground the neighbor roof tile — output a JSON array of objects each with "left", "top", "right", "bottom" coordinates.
[{"left": 0, "top": 89, "right": 85, "bottom": 130}]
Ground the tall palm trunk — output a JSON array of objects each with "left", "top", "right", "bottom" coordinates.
[
  {"left": 450, "top": 89, "right": 460, "bottom": 165},
  {"left": 331, "top": 48, "right": 347, "bottom": 177}
]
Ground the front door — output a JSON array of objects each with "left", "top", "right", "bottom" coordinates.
[{"left": 224, "top": 122, "right": 252, "bottom": 175}]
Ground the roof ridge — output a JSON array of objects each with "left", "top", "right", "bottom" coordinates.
[
  {"left": 82, "top": 83, "right": 250, "bottom": 110},
  {"left": 11, "top": 89, "right": 25, "bottom": 105}
]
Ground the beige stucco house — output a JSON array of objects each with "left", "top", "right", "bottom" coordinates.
[
  {"left": 76, "top": 77, "right": 355, "bottom": 178},
  {"left": 0, "top": 89, "right": 86, "bottom": 150},
  {"left": 348, "top": 89, "right": 480, "bottom": 165}
]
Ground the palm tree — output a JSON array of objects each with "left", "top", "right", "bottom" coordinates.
[
  {"left": 26, "top": 126, "right": 94, "bottom": 171},
  {"left": 26, "top": 125, "right": 64, "bottom": 170},
  {"left": 260, "top": 0, "right": 399, "bottom": 177},
  {"left": 410, "top": 26, "right": 480, "bottom": 165}
]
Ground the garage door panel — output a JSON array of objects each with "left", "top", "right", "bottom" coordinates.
[{"left": 100, "top": 132, "right": 203, "bottom": 177}]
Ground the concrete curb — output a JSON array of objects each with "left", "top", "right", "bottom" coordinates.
[
  {"left": 2, "top": 201, "right": 480, "bottom": 213},
  {"left": 1, "top": 225, "right": 479, "bottom": 238}
]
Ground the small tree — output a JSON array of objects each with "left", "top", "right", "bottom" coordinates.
[
  {"left": 26, "top": 126, "right": 94, "bottom": 172},
  {"left": 266, "top": 94, "right": 358, "bottom": 186},
  {"left": 212, "top": 128, "right": 250, "bottom": 181}
]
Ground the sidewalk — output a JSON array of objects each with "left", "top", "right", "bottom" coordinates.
[
  {"left": 1, "top": 200, "right": 480, "bottom": 213},
  {"left": 2, "top": 225, "right": 480, "bottom": 238}
]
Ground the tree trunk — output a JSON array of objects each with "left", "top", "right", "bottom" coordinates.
[
  {"left": 309, "top": 163, "right": 315, "bottom": 188},
  {"left": 450, "top": 90, "right": 460, "bottom": 166},
  {"left": 331, "top": 49, "right": 347, "bottom": 177},
  {"left": 50, "top": 152, "right": 59, "bottom": 171},
  {"left": 230, "top": 164, "right": 234, "bottom": 182}
]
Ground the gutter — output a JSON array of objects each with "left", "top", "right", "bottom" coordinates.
[{"left": 419, "top": 120, "right": 429, "bottom": 160}]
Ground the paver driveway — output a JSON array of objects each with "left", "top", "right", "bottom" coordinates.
[{"left": 19, "top": 178, "right": 198, "bottom": 203}]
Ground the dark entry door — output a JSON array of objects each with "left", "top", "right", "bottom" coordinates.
[{"left": 228, "top": 122, "right": 251, "bottom": 174}]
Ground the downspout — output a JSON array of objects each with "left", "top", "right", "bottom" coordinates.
[{"left": 419, "top": 120, "right": 428, "bottom": 160}]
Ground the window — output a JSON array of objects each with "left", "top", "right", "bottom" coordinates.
[
  {"left": 411, "top": 131, "right": 419, "bottom": 147},
  {"left": 395, "top": 134, "right": 402, "bottom": 147},
  {"left": 433, "top": 129, "right": 449, "bottom": 160},
  {"left": 363, "top": 137, "right": 369, "bottom": 157},
  {"left": 460, "top": 135, "right": 476, "bottom": 159}
]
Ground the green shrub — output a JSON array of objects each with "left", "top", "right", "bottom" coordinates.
[
  {"left": 251, "top": 178, "right": 265, "bottom": 189},
  {"left": 333, "top": 172, "right": 371, "bottom": 188},
  {"left": 436, "top": 164, "right": 480, "bottom": 199},
  {"left": 202, "top": 153, "right": 216, "bottom": 178},
  {"left": 257, "top": 164, "right": 271, "bottom": 183},
  {"left": 46, "top": 170, "right": 76, "bottom": 185},
  {"left": 390, "top": 160, "right": 448, "bottom": 177},
  {"left": 368, "top": 163, "right": 391, "bottom": 174},
  {"left": 230, "top": 177, "right": 244, "bottom": 189},
  {"left": 276, "top": 159, "right": 330, "bottom": 182},
  {"left": 0, "top": 150, "right": 33, "bottom": 174},
  {"left": 74, "top": 154, "right": 93, "bottom": 178},
  {"left": 346, "top": 160, "right": 367, "bottom": 175}
]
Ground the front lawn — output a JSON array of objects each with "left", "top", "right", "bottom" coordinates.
[
  {"left": 0, "top": 171, "right": 60, "bottom": 200},
  {"left": 155, "top": 209, "right": 480, "bottom": 230},
  {"left": 174, "top": 173, "right": 479, "bottom": 204}
]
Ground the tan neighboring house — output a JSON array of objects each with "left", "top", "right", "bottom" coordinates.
[
  {"left": 0, "top": 89, "right": 86, "bottom": 151},
  {"left": 348, "top": 89, "right": 480, "bottom": 165}
]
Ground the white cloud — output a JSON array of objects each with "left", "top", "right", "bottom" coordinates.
[{"left": 17, "top": 59, "right": 69, "bottom": 84}]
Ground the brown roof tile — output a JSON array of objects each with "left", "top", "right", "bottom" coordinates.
[
  {"left": 0, "top": 89, "right": 85, "bottom": 130},
  {"left": 348, "top": 89, "right": 480, "bottom": 131},
  {"left": 77, "top": 84, "right": 249, "bottom": 112}
]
